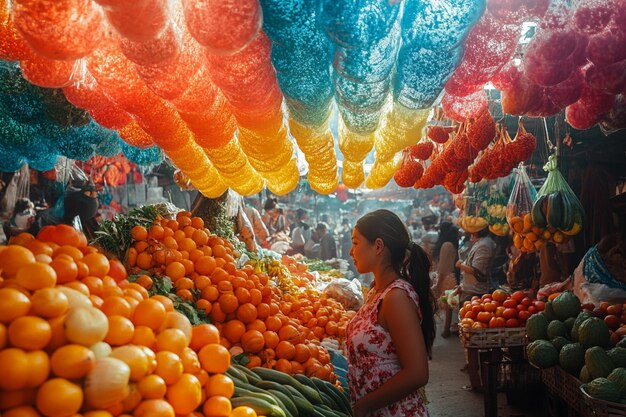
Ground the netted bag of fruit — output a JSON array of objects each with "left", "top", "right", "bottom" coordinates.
[
  {"left": 458, "top": 181, "right": 490, "bottom": 233},
  {"left": 531, "top": 154, "right": 585, "bottom": 239},
  {"left": 507, "top": 164, "right": 538, "bottom": 251},
  {"left": 487, "top": 174, "right": 515, "bottom": 236}
]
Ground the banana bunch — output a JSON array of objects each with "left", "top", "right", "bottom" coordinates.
[
  {"left": 458, "top": 215, "right": 488, "bottom": 233},
  {"left": 486, "top": 204, "right": 507, "bottom": 219},
  {"left": 226, "top": 365, "right": 353, "bottom": 417},
  {"left": 263, "top": 257, "right": 306, "bottom": 295}
]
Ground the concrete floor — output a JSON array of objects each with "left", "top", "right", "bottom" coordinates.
[{"left": 425, "top": 317, "right": 543, "bottom": 417}]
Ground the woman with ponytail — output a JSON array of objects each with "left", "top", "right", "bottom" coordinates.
[{"left": 347, "top": 209, "right": 436, "bottom": 417}]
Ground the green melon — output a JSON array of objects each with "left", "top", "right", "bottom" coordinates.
[
  {"left": 526, "top": 313, "right": 549, "bottom": 342},
  {"left": 551, "top": 336, "right": 569, "bottom": 353},
  {"left": 585, "top": 378, "right": 622, "bottom": 403},
  {"left": 527, "top": 339, "right": 559, "bottom": 369},
  {"left": 564, "top": 317, "right": 576, "bottom": 333},
  {"left": 551, "top": 291, "right": 581, "bottom": 321},
  {"left": 608, "top": 347, "right": 626, "bottom": 368},
  {"left": 571, "top": 311, "right": 592, "bottom": 342},
  {"left": 585, "top": 346, "right": 615, "bottom": 379},
  {"left": 608, "top": 368, "right": 626, "bottom": 398},
  {"left": 559, "top": 343, "right": 585, "bottom": 376},
  {"left": 579, "top": 317, "right": 610, "bottom": 349},
  {"left": 547, "top": 320, "right": 568, "bottom": 339},
  {"left": 544, "top": 301, "right": 558, "bottom": 322},
  {"left": 580, "top": 366, "right": 591, "bottom": 383}
]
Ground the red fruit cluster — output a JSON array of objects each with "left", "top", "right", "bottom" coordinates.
[
  {"left": 460, "top": 289, "right": 545, "bottom": 329},
  {"left": 427, "top": 126, "right": 453, "bottom": 144},
  {"left": 409, "top": 141, "right": 434, "bottom": 160}
]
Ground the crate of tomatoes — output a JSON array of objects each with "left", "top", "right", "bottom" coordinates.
[{"left": 459, "top": 289, "right": 546, "bottom": 348}]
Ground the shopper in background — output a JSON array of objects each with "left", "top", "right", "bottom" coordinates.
[
  {"left": 263, "top": 197, "right": 286, "bottom": 236},
  {"left": 3, "top": 197, "right": 36, "bottom": 239},
  {"left": 243, "top": 202, "right": 269, "bottom": 248},
  {"left": 347, "top": 209, "right": 435, "bottom": 417},
  {"left": 315, "top": 222, "right": 337, "bottom": 260},
  {"left": 290, "top": 208, "right": 312, "bottom": 255},
  {"left": 419, "top": 214, "right": 439, "bottom": 259},
  {"left": 431, "top": 222, "right": 460, "bottom": 338},
  {"left": 63, "top": 181, "right": 99, "bottom": 239}
]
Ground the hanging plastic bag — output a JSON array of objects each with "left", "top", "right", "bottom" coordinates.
[
  {"left": 458, "top": 180, "right": 489, "bottom": 233},
  {"left": 486, "top": 174, "right": 514, "bottom": 236},
  {"left": 531, "top": 154, "right": 585, "bottom": 240},
  {"left": 507, "top": 164, "right": 542, "bottom": 252}
]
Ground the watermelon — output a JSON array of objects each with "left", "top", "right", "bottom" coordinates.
[
  {"left": 585, "top": 346, "right": 615, "bottom": 379},
  {"left": 559, "top": 343, "right": 585, "bottom": 376},
  {"left": 579, "top": 317, "right": 610, "bottom": 349}
]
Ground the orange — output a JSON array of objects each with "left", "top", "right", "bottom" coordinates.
[
  {"left": 165, "top": 261, "right": 186, "bottom": 281},
  {"left": 101, "top": 296, "right": 132, "bottom": 318},
  {"left": 82, "top": 253, "right": 110, "bottom": 278},
  {"left": 236, "top": 303, "right": 258, "bottom": 324},
  {"left": 131, "top": 226, "right": 148, "bottom": 241},
  {"left": 195, "top": 256, "right": 216, "bottom": 275},
  {"left": 131, "top": 325, "right": 156, "bottom": 349},
  {"left": 15, "top": 262, "right": 57, "bottom": 290},
  {"left": 294, "top": 344, "right": 312, "bottom": 363},
  {"left": 133, "top": 299, "right": 166, "bottom": 330},
  {"left": 108, "top": 259, "right": 127, "bottom": 282},
  {"left": 217, "top": 280, "right": 233, "bottom": 293},
  {"left": 275, "top": 341, "right": 296, "bottom": 360},
  {"left": 2, "top": 405, "right": 41, "bottom": 417},
  {"left": 211, "top": 267, "right": 229, "bottom": 284},
  {"left": 53, "top": 245, "right": 84, "bottom": 261},
  {"left": 190, "top": 324, "right": 220, "bottom": 351},
  {"left": 230, "top": 406, "right": 257, "bottom": 417},
  {"left": 262, "top": 331, "right": 279, "bottom": 349},
  {"left": 210, "top": 302, "right": 227, "bottom": 323},
  {"left": 275, "top": 358, "right": 293, "bottom": 374},
  {"left": 35, "top": 378, "right": 83, "bottom": 417},
  {"left": 8, "top": 316, "right": 51, "bottom": 350},
  {"left": 151, "top": 294, "right": 174, "bottom": 312},
  {"left": 202, "top": 395, "right": 231, "bottom": 417},
  {"left": 180, "top": 347, "right": 201, "bottom": 374},
  {"left": 191, "top": 229, "right": 208, "bottom": 246},
  {"left": 0, "top": 323, "right": 5, "bottom": 349},
  {"left": 265, "top": 316, "right": 282, "bottom": 333},
  {"left": 222, "top": 320, "right": 246, "bottom": 344},
  {"left": 246, "top": 319, "right": 266, "bottom": 334},
  {"left": 0, "top": 245, "right": 36, "bottom": 277},
  {"left": 0, "top": 348, "right": 29, "bottom": 389},
  {"left": 49, "top": 257, "right": 78, "bottom": 284},
  {"left": 135, "top": 252, "right": 154, "bottom": 270},
  {"left": 202, "top": 285, "right": 219, "bottom": 302},
  {"left": 0, "top": 387, "right": 37, "bottom": 410},
  {"left": 25, "top": 350, "right": 50, "bottom": 388},
  {"left": 179, "top": 237, "right": 197, "bottom": 253},
  {"left": 155, "top": 328, "right": 188, "bottom": 356},
  {"left": 206, "top": 374, "right": 234, "bottom": 399},
  {"left": 30, "top": 288, "right": 68, "bottom": 318},
  {"left": 155, "top": 351, "right": 183, "bottom": 385},
  {"left": 138, "top": 374, "right": 167, "bottom": 400},
  {"left": 241, "top": 330, "right": 264, "bottom": 354},
  {"left": 46, "top": 315, "right": 68, "bottom": 352},
  {"left": 278, "top": 325, "right": 299, "bottom": 342},
  {"left": 165, "top": 373, "right": 202, "bottom": 414},
  {"left": 218, "top": 293, "right": 239, "bottom": 314},
  {"left": 148, "top": 225, "right": 165, "bottom": 240},
  {"left": 23, "top": 240, "right": 54, "bottom": 257},
  {"left": 190, "top": 217, "right": 204, "bottom": 229},
  {"left": 63, "top": 280, "right": 90, "bottom": 296},
  {"left": 133, "top": 399, "right": 175, "bottom": 417},
  {"left": 256, "top": 303, "right": 270, "bottom": 319},
  {"left": 249, "top": 289, "right": 262, "bottom": 306},
  {"left": 110, "top": 345, "right": 150, "bottom": 382},
  {"left": 212, "top": 245, "right": 227, "bottom": 258},
  {"left": 105, "top": 315, "right": 135, "bottom": 346},
  {"left": 245, "top": 354, "right": 261, "bottom": 369},
  {"left": 50, "top": 344, "right": 95, "bottom": 379},
  {"left": 234, "top": 287, "right": 251, "bottom": 304},
  {"left": 159, "top": 311, "right": 193, "bottom": 345},
  {"left": 125, "top": 283, "right": 149, "bottom": 300},
  {"left": 193, "top": 275, "right": 211, "bottom": 291},
  {"left": 175, "top": 277, "right": 194, "bottom": 291},
  {"left": 198, "top": 344, "right": 230, "bottom": 374}
]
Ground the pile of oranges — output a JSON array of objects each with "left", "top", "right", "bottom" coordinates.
[
  {"left": 124, "top": 211, "right": 339, "bottom": 383},
  {"left": 0, "top": 225, "right": 258, "bottom": 417}
]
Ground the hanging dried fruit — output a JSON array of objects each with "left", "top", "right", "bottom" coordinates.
[
  {"left": 408, "top": 140, "right": 434, "bottom": 160},
  {"left": 427, "top": 125, "right": 454, "bottom": 144},
  {"left": 394, "top": 150, "right": 424, "bottom": 188},
  {"left": 467, "top": 108, "right": 496, "bottom": 151}
]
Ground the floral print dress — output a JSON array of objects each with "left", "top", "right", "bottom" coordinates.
[{"left": 346, "top": 278, "right": 429, "bottom": 417}]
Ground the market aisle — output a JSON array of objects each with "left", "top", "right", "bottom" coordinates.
[{"left": 426, "top": 317, "right": 539, "bottom": 417}]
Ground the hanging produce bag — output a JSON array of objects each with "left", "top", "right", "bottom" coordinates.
[
  {"left": 486, "top": 174, "right": 514, "bottom": 236},
  {"left": 531, "top": 154, "right": 585, "bottom": 239},
  {"left": 458, "top": 180, "right": 489, "bottom": 233},
  {"left": 507, "top": 164, "right": 541, "bottom": 252}
]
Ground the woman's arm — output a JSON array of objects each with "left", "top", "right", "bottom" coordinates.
[{"left": 353, "top": 288, "right": 428, "bottom": 416}]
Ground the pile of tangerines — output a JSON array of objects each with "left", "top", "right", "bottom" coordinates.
[
  {"left": 124, "top": 211, "right": 340, "bottom": 382},
  {"left": 0, "top": 224, "right": 260, "bottom": 417}
]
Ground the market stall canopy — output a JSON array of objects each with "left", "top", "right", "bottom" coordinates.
[{"left": 0, "top": 0, "right": 624, "bottom": 195}]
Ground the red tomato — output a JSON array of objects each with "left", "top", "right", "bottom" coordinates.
[
  {"left": 506, "top": 318, "right": 520, "bottom": 328},
  {"left": 471, "top": 305, "right": 484, "bottom": 315},
  {"left": 581, "top": 303, "right": 595, "bottom": 311},
  {"left": 492, "top": 300, "right": 501, "bottom": 308},
  {"left": 464, "top": 310, "right": 476, "bottom": 320},
  {"left": 476, "top": 311, "right": 493, "bottom": 323},
  {"left": 481, "top": 294, "right": 492, "bottom": 302},
  {"left": 511, "top": 291, "right": 526, "bottom": 303},
  {"left": 518, "top": 310, "right": 531, "bottom": 322},
  {"left": 604, "top": 315, "right": 621, "bottom": 330},
  {"left": 533, "top": 301, "right": 545, "bottom": 311},
  {"left": 492, "top": 289, "right": 508, "bottom": 303},
  {"left": 503, "top": 299, "right": 518, "bottom": 308},
  {"left": 489, "top": 317, "right": 506, "bottom": 328},
  {"left": 521, "top": 297, "right": 532, "bottom": 306},
  {"left": 516, "top": 304, "right": 528, "bottom": 312},
  {"left": 471, "top": 296, "right": 481, "bottom": 302},
  {"left": 483, "top": 303, "right": 497, "bottom": 313},
  {"left": 495, "top": 306, "right": 506, "bottom": 318},
  {"left": 502, "top": 308, "right": 518, "bottom": 320},
  {"left": 527, "top": 305, "right": 537, "bottom": 315}
]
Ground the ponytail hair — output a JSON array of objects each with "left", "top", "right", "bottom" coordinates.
[{"left": 355, "top": 209, "right": 437, "bottom": 355}]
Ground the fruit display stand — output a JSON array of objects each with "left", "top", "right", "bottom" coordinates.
[
  {"left": 540, "top": 366, "right": 590, "bottom": 417},
  {"left": 580, "top": 385, "right": 626, "bottom": 417}
]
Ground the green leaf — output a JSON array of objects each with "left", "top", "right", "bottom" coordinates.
[{"left": 232, "top": 353, "right": 250, "bottom": 366}]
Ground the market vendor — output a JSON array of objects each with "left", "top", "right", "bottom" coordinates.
[
  {"left": 63, "top": 181, "right": 99, "bottom": 238},
  {"left": 456, "top": 227, "right": 496, "bottom": 303}
]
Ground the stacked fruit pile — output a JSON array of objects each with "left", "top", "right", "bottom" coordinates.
[
  {"left": 525, "top": 292, "right": 626, "bottom": 405},
  {"left": 459, "top": 289, "right": 545, "bottom": 329},
  {"left": 509, "top": 212, "right": 570, "bottom": 253},
  {"left": 124, "top": 211, "right": 342, "bottom": 382},
  {"left": 0, "top": 226, "right": 263, "bottom": 417}
]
